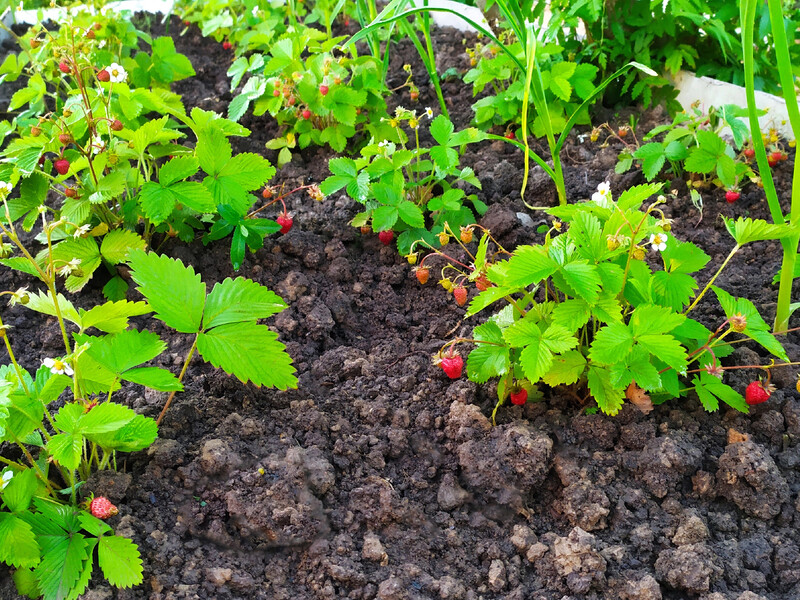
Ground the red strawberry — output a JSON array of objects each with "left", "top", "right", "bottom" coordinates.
[
  {"left": 277, "top": 214, "right": 293, "bottom": 234},
  {"left": 439, "top": 352, "right": 463, "bottom": 379},
  {"left": 453, "top": 285, "right": 467, "bottom": 306},
  {"left": 287, "top": 96, "right": 296, "bottom": 106},
  {"left": 273, "top": 89, "right": 281, "bottom": 97},
  {"left": 110, "top": 119, "right": 123, "bottom": 131},
  {"left": 184, "top": 20, "right": 190, "bottom": 25},
  {"left": 262, "top": 187, "right": 273, "bottom": 199},
  {"left": 410, "top": 89, "right": 419, "bottom": 101},
  {"left": 360, "top": 224, "right": 371, "bottom": 235},
  {"left": 222, "top": 41, "right": 232, "bottom": 50},
  {"left": 769, "top": 151, "right": 783, "bottom": 167},
  {"left": 745, "top": 381, "right": 773, "bottom": 405},
  {"left": 302, "top": 109, "right": 311, "bottom": 120},
  {"left": 89, "top": 496, "right": 118, "bottom": 519},
  {"left": 505, "top": 130, "right": 515, "bottom": 140},
  {"left": 86, "top": 30, "right": 95, "bottom": 39},
  {"left": 378, "top": 230, "right": 394, "bottom": 245},
  {"left": 510, "top": 388, "right": 528, "bottom": 405},
  {"left": 415, "top": 267, "right": 429, "bottom": 285},
  {"left": 319, "top": 84, "right": 329, "bottom": 96},
  {"left": 65, "top": 188, "right": 76, "bottom": 198},
  {"left": 744, "top": 148, "right": 755, "bottom": 159},
  {"left": 725, "top": 190, "right": 740, "bottom": 203},
  {"left": 31, "top": 126, "right": 41, "bottom": 137},
  {"left": 475, "top": 273, "right": 490, "bottom": 291},
  {"left": 58, "top": 133, "right": 72, "bottom": 144},
  {"left": 38, "top": 155, "right": 46, "bottom": 166},
  {"left": 97, "top": 69, "right": 110, "bottom": 82},
  {"left": 781, "top": 152, "right": 789, "bottom": 162},
  {"left": 58, "top": 61, "right": 70, "bottom": 74},
  {"left": 54, "top": 159, "right": 70, "bottom": 175}
]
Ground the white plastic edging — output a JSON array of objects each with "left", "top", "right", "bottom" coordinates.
[
  {"left": 410, "top": 0, "right": 489, "bottom": 32},
  {"left": 671, "top": 70, "right": 794, "bottom": 140},
  {"left": 8, "top": 0, "right": 175, "bottom": 29}
]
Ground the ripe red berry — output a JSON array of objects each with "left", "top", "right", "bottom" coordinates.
[
  {"left": 725, "top": 190, "right": 740, "bottom": 203},
  {"left": 360, "top": 225, "right": 371, "bottom": 235},
  {"left": 54, "top": 159, "right": 70, "bottom": 175},
  {"left": 302, "top": 109, "right": 311, "bottom": 120},
  {"left": 184, "top": 20, "right": 190, "bottom": 26},
  {"left": 287, "top": 96, "right": 296, "bottom": 106},
  {"left": 58, "top": 133, "right": 72, "bottom": 144},
  {"left": 618, "top": 128, "right": 628, "bottom": 138},
  {"left": 110, "top": 119, "right": 123, "bottom": 131},
  {"left": 89, "top": 496, "right": 118, "bottom": 519},
  {"left": 744, "top": 148, "right": 755, "bottom": 159},
  {"left": 745, "top": 381, "right": 773, "bottom": 405},
  {"left": 439, "top": 353, "right": 463, "bottom": 379},
  {"left": 378, "top": 230, "right": 394, "bottom": 245},
  {"left": 510, "top": 388, "right": 528, "bottom": 405},
  {"left": 277, "top": 214, "right": 293, "bottom": 234},
  {"left": 222, "top": 41, "right": 232, "bottom": 50},
  {"left": 319, "top": 84, "right": 329, "bottom": 96},
  {"left": 58, "top": 61, "right": 70, "bottom": 74},
  {"left": 475, "top": 273, "right": 490, "bottom": 291},
  {"left": 262, "top": 187, "right": 273, "bottom": 199},
  {"left": 453, "top": 285, "right": 467, "bottom": 306},
  {"left": 410, "top": 90, "right": 419, "bottom": 101},
  {"left": 415, "top": 267, "right": 429, "bottom": 285},
  {"left": 273, "top": 89, "right": 281, "bottom": 97},
  {"left": 97, "top": 69, "right": 110, "bottom": 82},
  {"left": 65, "top": 188, "right": 76, "bottom": 198},
  {"left": 505, "top": 131, "right": 515, "bottom": 140}
]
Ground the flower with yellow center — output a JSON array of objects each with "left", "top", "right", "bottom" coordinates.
[
  {"left": 648, "top": 232, "right": 668, "bottom": 252},
  {"left": 43, "top": 357, "right": 73, "bottom": 376}
]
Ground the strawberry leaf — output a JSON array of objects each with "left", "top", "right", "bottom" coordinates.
[
  {"left": 197, "top": 322, "right": 297, "bottom": 389},
  {"left": 203, "top": 277, "right": 287, "bottom": 329},
  {"left": 467, "top": 322, "right": 509, "bottom": 383},
  {"left": 0, "top": 513, "right": 40, "bottom": 568},
  {"left": 127, "top": 250, "right": 206, "bottom": 333},
  {"left": 98, "top": 535, "right": 143, "bottom": 588}
]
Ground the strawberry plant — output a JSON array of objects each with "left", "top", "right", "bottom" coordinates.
[
  {"left": 0, "top": 184, "right": 296, "bottom": 597},
  {"left": 225, "top": 26, "right": 391, "bottom": 159},
  {"left": 422, "top": 182, "right": 796, "bottom": 419},
  {"left": 464, "top": 31, "right": 598, "bottom": 138},
  {"left": 319, "top": 111, "right": 486, "bottom": 255},
  {"left": 615, "top": 103, "right": 755, "bottom": 194}
]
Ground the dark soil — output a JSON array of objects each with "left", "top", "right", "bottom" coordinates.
[{"left": 1, "top": 14, "right": 800, "bottom": 600}]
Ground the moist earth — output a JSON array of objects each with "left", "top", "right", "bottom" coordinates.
[{"left": 1, "top": 16, "right": 800, "bottom": 600}]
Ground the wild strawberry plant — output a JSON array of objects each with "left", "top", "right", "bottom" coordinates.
[
  {"left": 0, "top": 185, "right": 296, "bottom": 597},
  {"left": 225, "top": 26, "right": 391, "bottom": 160},
  {"left": 320, "top": 111, "right": 486, "bottom": 255},
  {"left": 420, "top": 183, "right": 796, "bottom": 418},
  {"left": 615, "top": 103, "right": 756, "bottom": 197}
]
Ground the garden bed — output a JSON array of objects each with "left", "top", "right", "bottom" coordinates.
[{"left": 1, "top": 13, "right": 800, "bottom": 600}]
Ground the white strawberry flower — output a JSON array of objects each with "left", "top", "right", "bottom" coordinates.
[
  {"left": 43, "top": 357, "right": 74, "bottom": 376},
  {"left": 649, "top": 232, "right": 668, "bottom": 252},
  {"left": 97, "top": 40, "right": 106, "bottom": 48},
  {"left": 0, "top": 181, "right": 12, "bottom": 194},
  {"left": 425, "top": 107, "right": 434, "bottom": 119},
  {"left": 105, "top": 63, "right": 127, "bottom": 83},
  {"left": 73, "top": 224, "right": 91, "bottom": 239},
  {"left": 591, "top": 181, "right": 612, "bottom": 208},
  {"left": 1, "top": 470, "right": 13, "bottom": 490}
]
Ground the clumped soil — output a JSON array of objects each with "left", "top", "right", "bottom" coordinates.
[{"left": 1, "top": 16, "right": 800, "bottom": 600}]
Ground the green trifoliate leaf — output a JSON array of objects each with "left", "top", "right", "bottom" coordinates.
[
  {"left": 78, "top": 301, "right": 151, "bottom": 334},
  {"left": 47, "top": 431, "right": 83, "bottom": 471},
  {"left": 493, "top": 245, "right": 558, "bottom": 288},
  {"left": 82, "top": 330, "right": 166, "bottom": 375},
  {"left": 1, "top": 467, "right": 37, "bottom": 513},
  {"left": 0, "top": 513, "right": 39, "bottom": 568},
  {"left": 629, "top": 304, "right": 686, "bottom": 336},
  {"left": 466, "top": 322, "right": 510, "bottom": 383},
  {"left": 712, "top": 286, "right": 788, "bottom": 360},
  {"left": 723, "top": 216, "right": 797, "bottom": 246},
  {"left": 662, "top": 238, "right": 711, "bottom": 274},
  {"left": 587, "top": 365, "right": 625, "bottom": 415},
  {"left": 98, "top": 536, "right": 143, "bottom": 588},
  {"left": 99, "top": 230, "right": 147, "bottom": 265},
  {"left": 197, "top": 322, "right": 297, "bottom": 389},
  {"left": 567, "top": 211, "right": 605, "bottom": 261},
  {"left": 633, "top": 142, "right": 666, "bottom": 181},
  {"left": 589, "top": 322, "right": 633, "bottom": 365},
  {"left": 49, "top": 238, "right": 101, "bottom": 292},
  {"left": 430, "top": 115, "right": 454, "bottom": 146},
  {"left": 203, "top": 277, "right": 287, "bottom": 329},
  {"left": 127, "top": 250, "right": 206, "bottom": 333},
  {"left": 542, "top": 350, "right": 586, "bottom": 386},
  {"left": 651, "top": 271, "right": 698, "bottom": 312},
  {"left": 88, "top": 413, "right": 158, "bottom": 452},
  {"left": 80, "top": 402, "right": 136, "bottom": 437},
  {"left": 616, "top": 183, "right": 663, "bottom": 210},
  {"left": 557, "top": 261, "right": 601, "bottom": 302},
  {"left": 693, "top": 372, "right": 748, "bottom": 413}
]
